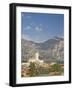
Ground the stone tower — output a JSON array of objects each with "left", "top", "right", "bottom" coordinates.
[{"left": 35, "top": 52, "right": 39, "bottom": 60}]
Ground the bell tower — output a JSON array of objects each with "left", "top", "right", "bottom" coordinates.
[{"left": 35, "top": 52, "right": 39, "bottom": 60}]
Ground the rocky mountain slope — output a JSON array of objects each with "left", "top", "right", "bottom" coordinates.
[{"left": 21, "top": 37, "right": 64, "bottom": 63}]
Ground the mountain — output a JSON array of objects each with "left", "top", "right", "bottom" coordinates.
[{"left": 21, "top": 37, "right": 64, "bottom": 63}]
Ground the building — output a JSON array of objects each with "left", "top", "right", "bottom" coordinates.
[{"left": 28, "top": 52, "right": 44, "bottom": 65}]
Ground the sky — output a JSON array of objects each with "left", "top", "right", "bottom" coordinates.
[{"left": 21, "top": 12, "right": 64, "bottom": 43}]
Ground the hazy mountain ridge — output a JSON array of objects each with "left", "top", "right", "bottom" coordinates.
[{"left": 21, "top": 37, "right": 64, "bottom": 63}]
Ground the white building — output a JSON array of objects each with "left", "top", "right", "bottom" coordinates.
[{"left": 28, "top": 52, "right": 44, "bottom": 64}]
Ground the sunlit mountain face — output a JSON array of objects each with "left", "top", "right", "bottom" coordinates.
[{"left": 21, "top": 36, "right": 64, "bottom": 63}]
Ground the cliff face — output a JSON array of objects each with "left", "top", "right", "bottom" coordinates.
[{"left": 21, "top": 37, "right": 64, "bottom": 63}]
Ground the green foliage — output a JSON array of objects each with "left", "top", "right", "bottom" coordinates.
[
  {"left": 29, "top": 62, "right": 39, "bottom": 77},
  {"left": 28, "top": 62, "right": 50, "bottom": 77},
  {"left": 27, "top": 62, "right": 64, "bottom": 77},
  {"left": 50, "top": 63, "right": 63, "bottom": 74}
]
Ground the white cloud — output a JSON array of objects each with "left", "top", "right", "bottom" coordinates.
[
  {"left": 24, "top": 26, "right": 31, "bottom": 30},
  {"left": 30, "top": 22, "right": 35, "bottom": 26},
  {"left": 39, "top": 24, "right": 43, "bottom": 27},
  {"left": 35, "top": 26, "right": 43, "bottom": 31},
  {"left": 23, "top": 23, "right": 43, "bottom": 32}
]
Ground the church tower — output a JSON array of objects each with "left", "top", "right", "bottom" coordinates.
[{"left": 35, "top": 52, "right": 39, "bottom": 60}]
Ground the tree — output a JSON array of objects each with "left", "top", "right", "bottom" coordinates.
[
  {"left": 29, "top": 62, "right": 39, "bottom": 77},
  {"left": 50, "top": 63, "right": 63, "bottom": 75}
]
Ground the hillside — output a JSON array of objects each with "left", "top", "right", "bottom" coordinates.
[{"left": 21, "top": 37, "right": 64, "bottom": 63}]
